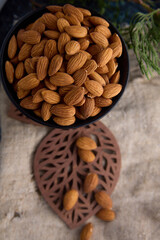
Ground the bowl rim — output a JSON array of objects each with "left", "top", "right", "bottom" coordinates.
[{"left": 0, "top": 6, "right": 129, "bottom": 129}]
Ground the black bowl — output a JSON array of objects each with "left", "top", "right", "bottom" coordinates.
[{"left": 0, "top": 7, "right": 129, "bottom": 129}]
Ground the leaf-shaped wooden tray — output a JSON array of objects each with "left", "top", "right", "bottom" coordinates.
[{"left": 34, "top": 121, "right": 121, "bottom": 229}]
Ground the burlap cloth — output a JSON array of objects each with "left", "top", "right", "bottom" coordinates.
[{"left": 0, "top": 50, "right": 160, "bottom": 240}]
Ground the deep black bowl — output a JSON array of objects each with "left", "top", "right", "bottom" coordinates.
[{"left": 0, "top": 7, "right": 129, "bottom": 129}]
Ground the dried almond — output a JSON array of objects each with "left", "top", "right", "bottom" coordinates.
[
  {"left": 64, "top": 86, "right": 84, "bottom": 106},
  {"left": 95, "top": 191, "right": 112, "bottom": 209},
  {"left": 96, "top": 65, "right": 109, "bottom": 74},
  {"left": 67, "top": 52, "right": 87, "bottom": 74},
  {"left": 80, "top": 223, "right": 93, "bottom": 240},
  {"left": 65, "top": 26, "right": 87, "bottom": 38},
  {"left": 103, "top": 83, "right": 122, "bottom": 98},
  {"left": 44, "top": 39, "right": 57, "bottom": 59},
  {"left": 96, "top": 209, "right": 115, "bottom": 221},
  {"left": 78, "top": 38, "right": 90, "bottom": 51},
  {"left": 25, "top": 23, "right": 33, "bottom": 30},
  {"left": 31, "top": 39, "right": 46, "bottom": 57},
  {"left": 84, "top": 173, "right": 98, "bottom": 193},
  {"left": 82, "top": 17, "right": 93, "bottom": 28},
  {"left": 89, "top": 72, "right": 106, "bottom": 86},
  {"left": 107, "top": 59, "right": 117, "bottom": 79},
  {"left": 109, "top": 33, "right": 122, "bottom": 57},
  {"left": 20, "top": 96, "right": 41, "bottom": 110},
  {"left": 31, "top": 21, "right": 45, "bottom": 34},
  {"left": 73, "top": 69, "right": 87, "bottom": 86},
  {"left": 78, "top": 148, "right": 95, "bottom": 163},
  {"left": 96, "top": 48, "right": 113, "bottom": 67},
  {"left": 65, "top": 40, "right": 80, "bottom": 55},
  {"left": 76, "top": 136, "right": 97, "bottom": 150},
  {"left": 87, "top": 92, "right": 95, "bottom": 99},
  {"left": 95, "top": 97, "right": 112, "bottom": 107},
  {"left": 8, "top": 35, "right": 17, "bottom": 59},
  {"left": 17, "top": 89, "right": 30, "bottom": 99},
  {"left": 95, "top": 25, "right": 111, "bottom": 38},
  {"left": 63, "top": 4, "right": 83, "bottom": 22},
  {"left": 59, "top": 85, "right": 76, "bottom": 96},
  {"left": 18, "top": 43, "right": 32, "bottom": 61},
  {"left": 41, "top": 102, "right": 52, "bottom": 121},
  {"left": 19, "top": 30, "right": 41, "bottom": 44},
  {"left": 57, "top": 18, "right": 70, "bottom": 32},
  {"left": 58, "top": 32, "right": 71, "bottom": 54},
  {"left": 109, "top": 42, "right": 122, "bottom": 59},
  {"left": 89, "top": 16, "right": 109, "bottom": 27},
  {"left": 101, "top": 74, "right": 109, "bottom": 84},
  {"left": 80, "top": 97, "right": 95, "bottom": 118},
  {"left": 53, "top": 116, "right": 76, "bottom": 126},
  {"left": 41, "top": 90, "right": 60, "bottom": 104},
  {"left": 31, "top": 81, "right": 45, "bottom": 95},
  {"left": 55, "top": 11, "right": 65, "bottom": 19},
  {"left": 76, "top": 109, "right": 86, "bottom": 120},
  {"left": 64, "top": 14, "right": 80, "bottom": 26},
  {"left": 40, "top": 13, "right": 57, "bottom": 30},
  {"left": 79, "top": 50, "right": 92, "bottom": 60},
  {"left": 90, "top": 32, "right": 109, "bottom": 48},
  {"left": 48, "top": 54, "right": 63, "bottom": 76},
  {"left": 87, "top": 44, "right": 103, "bottom": 56},
  {"left": 17, "top": 73, "right": 40, "bottom": 90},
  {"left": 24, "top": 58, "right": 34, "bottom": 74},
  {"left": 17, "top": 29, "right": 24, "bottom": 48},
  {"left": 32, "top": 88, "right": 46, "bottom": 103},
  {"left": 44, "top": 78, "right": 57, "bottom": 90},
  {"left": 5, "top": 61, "right": 14, "bottom": 84},
  {"left": 110, "top": 71, "right": 120, "bottom": 83},
  {"left": 82, "top": 60, "right": 97, "bottom": 75},
  {"left": 44, "top": 30, "right": 60, "bottom": 39},
  {"left": 15, "top": 62, "right": 24, "bottom": 79},
  {"left": 84, "top": 80, "right": 103, "bottom": 97},
  {"left": 10, "top": 56, "right": 19, "bottom": 65},
  {"left": 46, "top": 5, "right": 63, "bottom": 13},
  {"left": 63, "top": 189, "right": 79, "bottom": 210},
  {"left": 37, "top": 56, "right": 49, "bottom": 80},
  {"left": 50, "top": 72, "right": 74, "bottom": 86},
  {"left": 33, "top": 108, "right": 41, "bottom": 118},
  {"left": 59, "top": 61, "right": 66, "bottom": 72},
  {"left": 78, "top": 7, "right": 91, "bottom": 17},
  {"left": 75, "top": 97, "right": 86, "bottom": 106},
  {"left": 90, "top": 106, "right": 102, "bottom": 116},
  {"left": 51, "top": 104, "right": 76, "bottom": 117}
]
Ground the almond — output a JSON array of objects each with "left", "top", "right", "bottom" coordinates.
[
  {"left": 109, "top": 33, "right": 122, "bottom": 57},
  {"left": 84, "top": 173, "right": 99, "bottom": 193},
  {"left": 48, "top": 54, "right": 63, "bottom": 76},
  {"left": 78, "top": 38, "right": 90, "bottom": 51},
  {"left": 18, "top": 43, "right": 32, "bottom": 61},
  {"left": 65, "top": 40, "right": 80, "bottom": 55},
  {"left": 75, "top": 97, "right": 86, "bottom": 106},
  {"left": 95, "top": 191, "right": 112, "bottom": 209},
  {"left": 80, "top": 97, "right": 95, "bottom": 118},
  {"left": 96, "top": 48, "right": 113, "bottom": 67},
  {"left": 20, "top": 96, "right": 41, "bottom": 110},
  {"left": 31, "top": 21, "right": 45, "bottom": 34},
  {"left": 63, "top": 4, "right": 83, "bottom": 22},
  {"left": 65, "top": 26, "right": 87, "bottom": 38},
  {"left": 40, "top": 13, "right": 57, "bottom": 30},
  {"left": 96, "top": 209, "right": 115, "bottom": 221},
  {"left": 80, "top": 50, "right": 92, "bottom": 60},
  {"left": 64, "top": 14, "right": 80, "bottom": 26},
  {"left": 67, "top": 52, "right": 87, "bottom": 74},
  {"left": 63, "top": 189, "right": 79, "bottom": 210},
  {"left": 41, "top": 102, "right": 52, "bottom": 121},
  {"left": 95, "top": 25, "right": 111, "bottom": 38},
  {"left": 19, "top": 30, "right": 41, "bottom": 44},
  {"left": 95, "top": 97, "right": 112, "bottom": 107},
  {"left": 17, "top": 29, "right": 24, "bottom": 48},
  {"left": 103, "top": 83, "right": 122, "bottom": 98},
  {"left": 89, "top": 72, "right": 106, "bottom": 86},
  {"left": 96, "top": 65, "right": 109, "bottom": 74},
  {"left": 17, "top": 89, "right": 30, "bottom": 99},
  {"left": 57, "top": 18, "right": 70, "bottom": 32},
  {"left": 46, "top": 5, "right": 63, "bottom": 13},
  {"left": 44, "top": 30, "right": 60, "bottom": 39},
  {"left": 64, "top": 86, "right": 84, "bottom": 106},
  {"left": 25, "top": 23, "right": 33, "bottom": 30},
  {"left": 90, "top": 32, "right": 109, "bottom": 48},
  {"left": 10, "top": 56, "right": 19, "bottom": 65},
  {"left": 44, "top": 39, "right": 57, "bottom": 59},
  {"left": 41, "top": 90, "right": 60, "bottom": 104},
  {"left": 59, "top": 85, "right": 76, "bottom": 96},
  {"left": 76, "top": 136, "right": 97, "bottom": 150},
  {"left": 59, "top": 61, "right": 66, "bottom": 72},
  {"left": 76, "top": 109, "right": 86, "bottom": 120},
  {"left": 51, "top": 104, "right": 76, "bottom": 117},
  {"left": 73, "top": 69, "right": 87, "bottom": 86},
  {"left": 107, "top": 59, "right": 117, "bottom": 78},
  {"left": 110, "top": 71, "right": 120, "bottom": 83},
  {"left": 31, "top": 82, "right": 45, "bottom": 95},
  {"left": 55, "top": 11, "right": 65, "bottom": 19},
  {"left": 50, "top": 72, "right": 74, "bottom": 86},
  {"left": 53, "top": 116, "right": 76, "bottom": 126},
  {"left": 34, "top": 108, "right": 41, "bottom": 118},
  {"left": 82, "top": 60, "right": 97, "bottom": 75},
  {"left": 32, "top": 88, "right": 46, "bottom": 103},
  {"left": 24, "top": 58, "right": 35, "bottom": 74},
  {"left": 87, "top": 44, "right": 103, "bottom": 56},
  {"left": 80, "top": 223, "right": 93, "bottom": 240},
  {"left": 78, "top": 148, "right": 95, "bottom": 163},
  {"left": 82, "top": 17, "right": 93, "bottom": 28},
  {"left": 31, "top": 39, "right": 46, "bottom": 57},
  {"left": 58, "top": 32, "right": 71, "bottom": 54},
  {"left": 90, "top": 106, "right": 102, "bottom": 117},
  {"left": 78, "top": 7, "right": 91, "bottom": 17},
  {"left": 89, "top": 16, "right": 109, "bottom": 27},
  {"left": 8, "top": 35, "right": 17, "bottom": 59},
  {"left": 5, "top": 61, "right": 14, "bottom": 84},
  {"left": 84, "top": 80, "right": 103, "bottom": 97},
  {"left": 17, "top": 73, "right": 40, "bottom": 90},
  {"left": 109, "top": 42, "right": 122, "bottom": 59},
  {"left": 44, "top": 78, "right": 57, "bottom": 90},
  {"left": 37, "top": 56, "right": 49, "bottom": 80},
  {"left": 15, "top": 62, "right": 24, "bottom": 79},
  {"left": 87, "top": 92, "right": 95, "bottom": 99}
]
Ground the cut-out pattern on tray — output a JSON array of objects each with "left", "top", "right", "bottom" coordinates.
[{"left": 34, "top": 121, "right": 121, "bottom": 229}]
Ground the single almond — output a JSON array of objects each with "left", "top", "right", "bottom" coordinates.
[
  {"left": 110, "top": 71, "right": 120, "bottom": 83},
  {"left": 63, "top": 4, "right": 83, "bottom": 22},
  {"left": 82, "top": 60, "right": 97, "bottom": 75},
  {"left": 76, "top": 136, "right": 97, "bottom": 150},
  {"left": 41, "top": 102, "right": 52, "bottom": 121},
  {"left": 67, "top": 52, "right": 87, "bottom": 74},
  {"left": 63, "top": 189, "right": 79, "bottom": 210},
  {"left": 32, "top": 88, "right": 46, "bottom": 103},
  {"left": 107, "top": 59, "right": 117, "bottom": 79},
  {"left": 65, "top": 40, "right": 80, "bottom": 55},
  {"left": 25, "top": 23, "right": 34, "bottom": 30},
  {"left": 80, "top": 97, "right": 95, "bottom": 118},
  {"left": 15, "top": 62, "right": 24, "bottom": 79},
  {"left": 80, "top": 223, "right": 93, "bottom": 240},
  {"left": 90, "top": 106, "right": 102, "bottom": 116},
  {"left": 24, "top": 58, "right": 35, "bottom": 74},
  {"left": 96, "top": 48, "right": 113, "bottom": 67},
  {"left": 48, "top": 54, "right": 63, "bottom": 76},
  {"left": 17, "top": 89, "right": 30, "bottom": 99},
  {"left": 51, "top": 104, "right": 76, "bottom": 117},
  {"left": 57, "top": 18, "right": 70, "bottom": 32},
  {"left": 18, "top": 43, "right": 32, "bottom": 61},
  {"left": 46, "top": 5, "right": 63, "bottom": 13},
  {"left": 89, "top": 16, "right": 109, "bottom": 27},
  {"left": 103, "top": 83, "right": 122, "bottom": 98},
  {"left": 44, "top": 39, "right": 57, "bottom": 59},
  {"left": 95, "top": 25, "right": 111, "bottom": 38},
  {"left": 58, "top": 32, "right": 71, "bottom": 54},
  {"left": 109, "top": 42, "right": 122, "bottom": 59},
  {"left": 17, "top": 73, "right": 40, "bottom": 90},
  {"left": 41, "top": 90, "right": 60, "bottom": 104},
  {"left": 44, "top": 30, "right": 60, "bottom": 39},
  {"left": 31, "top": 21, "right": 45, "bottom": 34},
  {"left": 78, "top": 7, "right": 91, "bottom": 17},
  {"left": 44, "top": 78, "right": 57, "bottom": 90},
  {"left": 101, "top": 74, "right": 109, "bottom": 84},
  {"left": 50, "top": 72, "right": 74, "bottom": 86},
  {"left": 33, "top": 108, "right": 41, "bottom": 118},
  {"left": 90, "top": 32, "right": 109, "bottom": 48},
  {"left": 53, "top": 116, "right": 76, "bottom": 126},
  {"left": 96, "top": 65, "right": 109, "bottom": 74},
  {"left": 20, "top": 96, "right": 41, "bottom": 110},
  {"left": 79, "top": 50, "right": 92, "bottom": 60},
  {"left": 76, "top": 109, "right": 86, "bottom": 120},
  {"left": 5, "top": 61, "right": 14, "bottom": 84},
  {"left": 31, "top": 39, "right": 46, "bottom": 57},
  {"left": 96, "top": 209, "right": 115, "bottom": 221},
  {"left": 64, "top": 14, "right": 80, "bottom": 26},
  {"left": 89, "top": 72, "right": 106, "bottom": 86},
  {"left": 84, "top": 80, "right": 103, "bottom": 97},
  {"left": 64, "top": 26, "right": 87, "bottom": 38},
  {"left": 17, "top": 29, "right": 25, "bottom": 48},
  {"left": 82, "top": 17, "right": 93, "bottom": 28},
  {"left": 109, "top": 33, "right": 122, "bottom": 57},
  {"left": 87, "top": 44, "right": 103, "bottom": 56},
  {"left": 8, "top": 35, "right": 17, "bottom": 59},
  {"left": 40, "top": 13, "right": 57, "bottom": 30},
  {"left": 95, "top": 97, "right": 112, "bottom": 107},
  {"left": 84, "top": 173, "right": 99, "bottom": 193},
  {"left": 59, "top": 85, "right": 76, "bottom": 96},
  {"left": 73, "top": 69, "right": 87, "bottom": 86},
  {"left": 64, "top": 86, "right": 84, "bottom": 106},
  {"left": 10, "top": 56, "right": 19, "bottom": 65},
  {"left": 55, "top": 11, "right": 65, "bottom": 19},
  {"left": 36, "top": 56, "right": 49, "bottom": 80},
  {"left": 95, "top": 191, "right": 112, "bottom": 209},
  {"left": 78, "top": 38, "right": 90, "bottom": 51},
  {"left": 75, "top": 97, "right": 86, "bottom": 106},
  {"left": 19, "top": 30, "right": 41, "bottom": 44},
  {"left": 78, "top": 148, "right": 95, "bottom": 163}
]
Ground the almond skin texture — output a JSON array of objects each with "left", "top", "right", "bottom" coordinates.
[
  {"left": 44, "top": 78, "right": 57, "bottom": 90},
  {"left": 53, "top": 116, "right": 76, "bottom": 126},
  {"left": 84, "top": 80, "right": 103, "bottom": 97},
  {"left": 40, "top": 13, "right": 57, "bottom": 30},
  {"left": 64, "top": 26, "right": 87, "bottom": 38},
  {"left": 78, "top": 149, "right": 95, "bottom": 163},
  {"left": 50, "top": 72, "right": 74, "bottom": 86},
  {"left": 44, "top": 30, "right": 60, "bottom": 39},
  {"left": 41, "top": 90, "right": 60, "bottom": 104},
  {"left": 31, "top": 21, "right": 45, "bottom": 34},
  {"left": 84, "top": 173, "right": 99, "bottom": 193},
  {"left": 32, "top": 88, "right": 46, "bottom": 103},
  {"left": 59, "top": 85, "right": 76, "bottom": 96},
  {"left": 107, "top": 59, "right": 117, "bottom": 79},
  {"left": 67, "top": 52, "right": 87, "bottom": 74},
  {"left": 17, "top": 89, "right": 30, "bottom": 99},
  {"left": 89, "top": 16, "right": 109, "bottom": 27},
  {"left": 76, "top": 136, "right": 97, "bottom": 150},
  {"left": 51, "top": 104, "right": 76, "bottom": 117},
  {"left": 82, "top": 60, "right": 97, "bottom": 75},
  {"left": 110, "top": 71, "right": 120, "bottom": 84},
  {"left": 103, "top": 83, "right": 122, "bottom": 98},
  {"left": 31, "top": 39, "right": 46, "bottom": 57},
  {"left": 96, "top": 48, "right": 113, "bottom": 67},
  {"left": 96, "top": 65, "right": 109, "bottom": 74},
  {"left": 101, "top": 74, "right": 109, "bottom": 84},
  {"left": 19, "top": 30, "right": 41, "bottom": 44},
  {"left": 20, "top": 96, "right": 41, "bottom": 110},
  {"left": 95, "top": 191, "right": 113, "bottom": 209},
  {"left": 5, "top": 61, "right": 14, "bottom": 84},
  {"left": 95, "top": 25, "right": 111, "bottom": 38},
  {"left": 41, "top": 102, "right": 52, "bottom": 121},
  {"left": 73, "top": 69, "right": 87, "bottom": 86},
  {"left": 8, "top": 35, "right": 17, "bottom": 59},
  {"left": 96, "top": 209, "right": 115, "bottom": 221},
  {"left": 80, "top": 97, "right": 95, "bottom": 118},
  {"left": 109, "top": 42, "right": 122, "bottom": 59},
  {"left": 90, "top": 106, "right": 102, "bottom": 117},
  {"left": 78, "top": 38, "right": 90, "bottom": 51},
  {"left": 78, "top": 7, "right": 91, "bottom": 17},
  {"left": 64, "top": 86, "right": 84, "bottom": 106},
  {"left": 75, "top": 97, "right": 86, "bottom": 107},
  {"left": 17, "top": 73, "right": 40, "bottom": 90},
  {"left": 55, "top": 12, "right": 65, "bottom": 19},
  {"left": 89, "top": 72, "right": 106, "bottom": 86},
  {"left": 37, "top": 56, "right": 49, "bottom": 80},
  {"left": 18, "top": 43, "right": 32, "bottom": 61},
  {"left": 44, "top": 39, "right": 57, "bottom": 60},
  {"left": 64, "top": 14, "right": 80, "bottom": 26},
  {"left": 90, "top": 32, "right": 109, "bottom": 48},
  {"left": 63, "top": 189, "right": 79, "bottom": 210},
  {"left": 58, "top": 32, "right": 71, "bottom": 54},
  {"left": 24, "top": 58, "right": 35, "bottom": 74},
  {"left": 95, "top": 97, "right": 112, "bottom": 107},
  {"left": 65, "top": 40, "right": 80, "bottom": 55},
  {"left": 87, "top": 44, "right": 103, "bottom": 56},
  {"left": 80, "top": 223, "right": 93, "bottom": 240},
  {"left": 57, "top": 18, "right": 70, "bottom": 32},
  {"left": 48, "top": 54, "right": 63, "bottom": 76},
  {"left": 63, "top": 4, "right": 83, "bottom": 22},
  {"left": 15, "top": 62, "right": 24, "bottom": 79}
]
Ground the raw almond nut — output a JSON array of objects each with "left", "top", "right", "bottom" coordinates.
[
  {"left": 44, "top": 78, "right": 57, "bottom": 90},
  {"left": 103, "top": 83, "right": 122, "bottom": 98},
  {"left": 15, "top": 62, "right": 24, "bottom": 79},
  {"left": 37, "top": 56, "right": 49, "bottom": 80},
  {"left": 58, "top": 32, "right": 71, "bottom": 54},
  {"left": 44, "top": 39, "right": 57, "bottom": 59},
  {"left": 41, "top": 90, "right": 60, "bottom": 104},
  {"left": 48, "top": 54, "right": 63, "bottom": 76},
  {"left": 32, "top": 88, "right": 46, "bottom": 103},
  {"left": 84, "top": 80, "right": 103, "bottom": 97},
  {"left": 31, "top": 21, "right": 45, "bottom": 34},
  {"left": 17, "top": 29, "right": 25, "bottom": 48},
  {"left": 10, "top": 56, "right": 19, "bottom": 65},
  {"left": 20, "top": 96, "right": 41, "bottom": 110},
  {"left": 53, "top": 116, "right": 76, "bottom": 126},
  {"left": 76, "top": 109, "right": 86, "bottom": 120},
  {"left": 19, "top": 30, "right": 41, "bottom": 44},
  {"left": 80, "top": 50, "right": 92, "bottom": 60},
  {"left": 78, "top": 149, "right": 95, "bottom": 163},
  {"left": 80, "top": 223, "right": 93, "bottom": 240},
  {"left": 82, "top": 17, "right": 93, "bottom": 28},
  {"left": 64, "top": 86, "right": 84, "bottom": 106},
  {"left": 110, "top": 71, "right": 120, "bottom": 83},
  {"left": 18, "top": 43, "right": 32, "bottom": 61},
  {"left": 40, "top": 13, "right": 57, "bottom": 30},
  {"left": 17, "top": 89, "right": 30, "bottom": 99},
  {"left": 90, "top": 32, "right": 109, "bottom": 48},
  {"left": 95, "top": 97, "right": 112, "bottom": 107},
  {"left": 55, "top": 11, "right": 65, "bottom": 19},
  {"left": 89, "top": 16, "right": 109, "bottom": 27},
  {"left": 89, "top": 72, "right": 106, "bottom": 86},
  {"left": 24, "top": 58, "right": 35, "bottom": 74},
  {"left": 59, "top": 85, "right": 76, "bottom": 96},
  {"left": 96, "top": 48, "right": 113, "bottom": 67},
  {"left": 17, "top": 73, "right": 40, "bottom": 90},
  {"left": 80, "top": 97, "right": 95, "bottom": 118},
  {"left": 5, "top": 61, "right": 14, "bottom": 84},
  {"left": 75, "top": 97, "right": 86, "bottom": 106},
  {"left": 109, "top": 33, "right": 122, "bottom": 57},
  {"left": 82, "top": 60, "right": 97, "bottom": 75},
  {"left": 95, "top": 191, "right": 112, "bottom": 209},
  {"left": 96, "top": 209, "right": 115, "bottom": 221},
  {"left": 63, "top": 189, "right": 79, "bottom": 210},
  {"left": 78, "top": 38, "right": 90, "bottom": 51},
  {"left": 63, "top": 4, "right": 83, "bottom": 22},
  {"left": 44, "top": 30, "right": 60, "bottom": 39},
  {"left": 31, "top": 82, "right": 45, "bottom": 95},
  {"left": 67, "top": 52, "right": 87, "bottom": 74},
  {"left": 90, "top": 106, "right": 102, "bottom": 116},
  {"left": 51, "top": 104, "right": 76, "bottom": 117},
  {"left": 107, "top": 59, "right": 117, "bottom": 79},
  {"left": 87, "top": 44, "right": 103, "bottom": 56},
  {"left": 41, "top": 102, "right": 52, "bottom": 121},
  {"left": 65, "top": 40, "right": 80, "bottom": 55},
  {"left": 46, "top": 5, "right": 63, "bottom": 13},
  {"left": 34, "top": 108, "right": 41, "bottom": 118},
  {"left": 109, "top": 42, "right": 122, "bottom": 59},
  {"left": 64, "top": 26, "right": 87, "bottom": 38},
  {"left": 73, "top": 69, "right": 87, "bottom": 86},
  {"left": 57, "top": 18, "right": 70, "bottom": 32},
  {"left": 76, "top": 136, "right": 97, "bottom": 150},
  {"left": 101, "top": 74, "right": 109, "bottom": 84},
  {"left": 31, "top": 39, "right": 46, "bottom": 57},
  {"left": 50, "top": 72, "right": 74, "bottom": 86},
  {"left": 64, "top": 14, "right": 80, "bottom": 26},
  {"left": 78, "top": 7, "right": 91, "bottom": 17},
  {"left": 84, "top": 173, "right": 98, "bottom": 193},
  {"left": 95, "top": 25, "right": 111, "bottom": 38},
  {"left": 8, "top": 35, "right": 17, "bottom": 59},
  {"left": 96, "top": 65, "right": 109, "bottom": 74}
]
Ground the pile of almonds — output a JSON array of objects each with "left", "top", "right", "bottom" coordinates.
[
  {"left": 63, "top": 136, "right": 115, "bottom": 240},
  {"left": 5, "top": 4, "right": 122, "bottom": 126}
]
